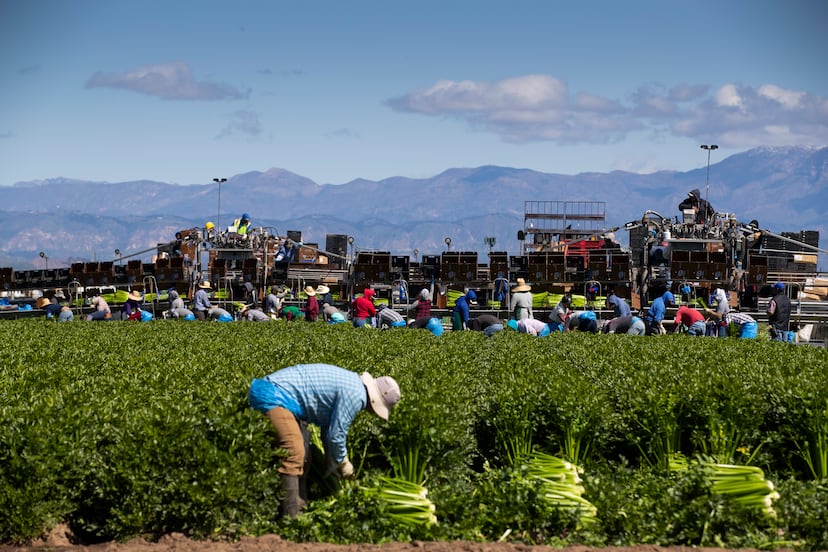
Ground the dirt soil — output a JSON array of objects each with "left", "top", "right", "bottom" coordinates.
[{"left": 0, "top": 525, "right": 781, "bottom": 552}]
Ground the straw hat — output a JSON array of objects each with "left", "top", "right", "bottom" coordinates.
[
  {"left": 127, "top": 290, "right": 142, "bottom": 302},
  {"left": 512, "top": 278, "right": 531, "bottom": 292},
  {"left": 198, "top": 280, "right": 212, "bottom": 289},
  {"left": 360, "top": 372, "right": 401, "bottom": 420},
  {"left": 304, "top": 285, "right": 316, "bottom": 296},
  {"left": 316, "top": 284, "right": 330, "bottom": 295},
  {"left": 38, "top": 297, "right": 52, "bottom": 307}
]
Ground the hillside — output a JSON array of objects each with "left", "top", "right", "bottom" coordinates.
[{"left": 0, "top": 146, "right": 825, "bottom": 269}]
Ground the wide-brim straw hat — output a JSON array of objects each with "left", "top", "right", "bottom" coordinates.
[
  {"left": 127, "top": 290, "right": 142, "bottom": 302},
  {"left": 304, "top": 285, "right": 316, "bottom": 296},
  {"left": 316, "top": 284, "right": 330, "bottom": 295},
  {"left": 198, "top": 280, "right": 212, "bottom": 289},
  {"left": 360, "top": 372, "right": 401, "bottom": 421},
  {"left": 512, "top": 278, "right": 531, "bottom": 292}
]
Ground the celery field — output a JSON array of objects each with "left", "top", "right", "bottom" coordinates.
[{"left": 1, "top": 320, "right": 827, "bottom": 549}]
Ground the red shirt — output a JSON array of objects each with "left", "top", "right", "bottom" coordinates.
[
  {"left": 673, "top": 305, "right": 704, "bottom": 327},
  {"left": 352, "top": 291, "right": 376, "bottom": 319}
]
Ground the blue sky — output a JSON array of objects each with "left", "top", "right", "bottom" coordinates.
[{"left": 1, "top": 0, "right": 826, "bottom": 187}]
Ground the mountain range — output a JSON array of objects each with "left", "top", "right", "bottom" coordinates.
[{"left": 1, "top": 145, "right": 826, "bottom": 270}]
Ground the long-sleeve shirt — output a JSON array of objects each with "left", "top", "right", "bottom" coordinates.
[
  {"left": 510, "top": 291, "right": 533, "bottom": 320},
  {"left": 193, "top": 289, "right": 212, "bottom": 312},
  {"left": 352, "top": 296, "right": 376, "bottom": 319},
  {"left": 453, "top": 296, "right": 472, "bottom": 325},
  {"left": 518, "top": 317, "right": 548, "bottom": 336},
  {"left": 673, "top": 305, "right": 705, "bottom": 328},
  {"left": 265, "top": 364, "right": 367, "bottom": 464},
  {"left": 607, "top": 295, "right": 631, "bottom": 318},
  {"left": 647, "top": 297, "right": 667, "bottom": 323},
  {"left": 377, "top": 307, "right": 405, "bottom": 327}
]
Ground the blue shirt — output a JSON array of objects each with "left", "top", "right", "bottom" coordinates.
[
  {"left": 647, "top": 297, "right": 667, "bottom": 322},
  {"left": 453, "top": 296, "right": 471, "bottom": 323},
  {"left": 193, "top": 288, "right": 212, "bottom": 312},
  {"left": 607, "top": 295, "right": 631, "bottom": 318},
  {"left": 264, "top": 364, "right": 367, "bottom": 463}
]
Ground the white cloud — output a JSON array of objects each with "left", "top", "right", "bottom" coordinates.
[
  {"left": 388, "top": 75, "right": 828, "bottom": 149},
  {"left": 85, "top": 62, "right": 249, "bottom": 101},
  {"left": 714, "top": 84, "right": 744, "bottom": 108},
  {"left": 216, "top": 109, "right": 262, "bottom": 139},
  {"left": 758, "top": 84, "right": 805, "bottom": 109}
]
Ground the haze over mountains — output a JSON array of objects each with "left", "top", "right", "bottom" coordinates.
[{"left": 1, "top": 146, "right": 826, "bottom": 270}]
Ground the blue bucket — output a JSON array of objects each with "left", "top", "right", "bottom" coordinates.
[{"left": 740, "top": 321, "right": 758, "bottom": 339}]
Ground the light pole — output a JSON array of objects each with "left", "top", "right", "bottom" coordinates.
[
  {"left": 700, "top": 145, "right": 718, "bottom": 205},
  {"left": 39, "top": 251, "right": 48, "bottom": 270},
  {"left": 444, "top": 237, "right": 452, "bottom": 251},
  {"left": 484, "top": 236, "right": 496, "bottom": 254},
  {"left": 213, "top": 177, "right": 227, "bottom": 234},
  {"left": 115, "top": 249, "right": 122, "bottom": 266}
]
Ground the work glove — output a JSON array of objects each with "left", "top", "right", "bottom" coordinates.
[{"left": 337, "top": 458, "right": 354, "bottom": 480}]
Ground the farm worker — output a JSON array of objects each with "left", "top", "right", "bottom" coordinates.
[
  {"left": 678, "top": 188, "right": 715, "bottom": 224},
  {"left": 517, "top": 317, "right": 549, "bottom": 336},
  {"left": 241, "top": 305, "right": 270, "bottom": 322},
  {"left": 315, "top": 284, "right": 333, "bottom": 307},
  {"left": 704, "top": 288, "right": 730, "bottom": 337},
  {"left": 233, "top": 213, "right": 252, "bottom": 238},
  {"left": 468, "top": 314, "right": 504, "bottom": 337},
  {"left": 509, "top": 278, "right": 533, "bottom": 320},
  {"left": 766, "top": 281, "right": 791, "bottom": 341},
  {"left": 40, "top": 297, "right": 63, "bottom": 319},
  {"left": 193, "top": 280, "right": 213, "bottom": 321},
  {"left": 248, "top": 364, "right": 401, "bottom": 517},
  {"left": 548, "top": 295, "right": 572, "bottom": 332},
  {"left": 606, "top": 291, "right": 631, "bottom": 318},
  {"left": 408, "top": 287, "right": 433, "bottom": 319},
  {"left": 351, "top": 288, "right": 376, "bottom": 328},
  {"left": 167, "top": 288, "right": 185, "bottom": 310},
  {"left": 566, "top": 310, "right": 599, "bottom": 334},
  {"left": 727, "top": 311, "right": 758, "bottom": 339},
  {"left": 644, "top": 291, "right": 674, "bottom": 335},
  {"left": 376, "top": 303, "right": 406, "bottom": 328},
  {"left": 451, "top": 289, "right": 477, "bottom": 331},
  {"left": 85, "top": 295, "right": 111, "bottom": 321},
  {"left": 208, "top": 307, "right": 233, "bottom": 322},
  {"left": 58, "top": 306, "right": 74, "bottom": 322},
  {"left": 302, "top": 286, "right": 319, "bottom": 322},
  {"left": 671, "top": 304, "right": 706, "bottom": 336},
  {"left": 168, "top": 307, "right": 195, "bottom": 320},
  {"left": 280, "top": 304, "right": 304, "bottom": 321},
  {"left": 602, "top": 315, "right": 646, "bottom": 335},
  {"left": 123, "top": 289, "right": 143, "bottom": 321}
]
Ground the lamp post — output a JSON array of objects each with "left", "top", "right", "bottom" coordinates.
[
  {"left": 115, "top": 249, "right": 122, "bottom": 266},
  {"left": 39, "top": 251, "right": 48, "bottom": 270},
  {"left": 213, "top": 177, "right": 227, "bottom": 234},
  {"left": 444, "top": 237, "right": 452, "bottom": 251},
  {"left": 484, "top": 236, "right": 496, "bottom": 254},
  {"left": 700, "top": 145, "right": 718, "bottom": 205}
]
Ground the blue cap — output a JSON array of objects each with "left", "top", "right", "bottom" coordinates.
[
  {"left": 506, "top": 319, "right": 518, "bottom": 331},
  {"left": 217, "top": 313, "right": 233, "bottom": 322},
  {"left": 773, "top": 281, "right": 785, "bottom": 291},
  {"left": 539, "top": 323, "right": 551, "bottom": 337},
  {"left": 241, "top": 213, "right": 250, "bottom": 221},
  {"left": 663, "top": 291, "right": 675, "bottom": 303},
  {"left": 425, "top": 317, "right": 443, "bottom": 336},
  {"left": 184, "top": 313, "right": 195, "bottom": 321}
]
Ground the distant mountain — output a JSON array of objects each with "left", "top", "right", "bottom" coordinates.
[{"left": 1, "top": 146, "right": 825, "bottom": 270}]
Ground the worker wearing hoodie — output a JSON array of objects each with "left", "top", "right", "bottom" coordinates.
[
  {"left": 351, "top": 288, "right": 376, "bottom": 328},
  {"left": 451, "top": 290, "right": 477, "bottom": 331},
  {"left": 644, "top": 291, "right": 674, "bottom": 335},
  {"left": 678, "top": 188, "right": 715, "bottom": 224}
]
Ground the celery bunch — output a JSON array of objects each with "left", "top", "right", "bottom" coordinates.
[
  {"left": 526, "top": 451, "right": 598, "bottom": 526},
  {"left": 364, "top": 476, "right": 437, "bottom": 528},
  {"left": 670, "top": 454, "right": 779, "bottom": 519}
]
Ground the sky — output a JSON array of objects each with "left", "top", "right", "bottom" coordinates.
[{"left": 1, "top": 0, "right": 827, "bottom": 187}]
